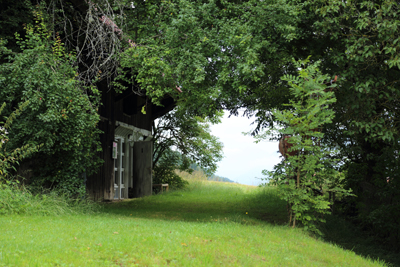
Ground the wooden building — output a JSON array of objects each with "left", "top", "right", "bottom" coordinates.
[
  {"left": 17, "top": 0, "right": 177, "bottom": 201},
  {"left": 86, "top": 82, "right": 174, "bottom": 201}
]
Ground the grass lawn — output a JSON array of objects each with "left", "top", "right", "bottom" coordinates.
[{"left": 0, "top": 181, "right": 396, "bottom": 266}]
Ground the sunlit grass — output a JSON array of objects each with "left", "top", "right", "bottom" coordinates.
[
  {"left": 0, "top": 178, "right": 393, "bottom": 266},
  {"left": 107, "top": 180, "right": 286, "bottom": 226}
]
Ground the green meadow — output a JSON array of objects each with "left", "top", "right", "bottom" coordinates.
[{"left": 0, "top": 178, "right": 398, "bottom": 266}]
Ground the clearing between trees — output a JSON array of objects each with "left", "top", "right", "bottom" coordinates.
[{"left": 0, "top": 178, "right": 397, "bottom": 267}]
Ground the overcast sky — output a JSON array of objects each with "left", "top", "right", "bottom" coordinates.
[{"left": 209, "top": 111, "right": 281, "bottom": 186}]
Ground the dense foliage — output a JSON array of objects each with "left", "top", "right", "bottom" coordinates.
[
  {"left": 0, "top": 101, "right": 41, "bottom": 180},
  {"left": 152, "top": 149, "right": 189, "bottom": 191},
  {"left": 152, "top": 109, "right": 223, "bottom": 189},
  {"left": 310, "top": 0, "right": 400, "bottom": 244},
  {"left": 0, "top": 10, "right": 101, "bottom": 195},
  {"left": 115, "top": 0, "right": 400, "bottom": 243},
  {"left": 262, "top": 60, "right": 353, "bottom": 233},
  {"left": 153, "top": 108, "right": 223, "bottom": 175},
  {"left": 116, "top": 0, "right": 299, "bottom": 116}
]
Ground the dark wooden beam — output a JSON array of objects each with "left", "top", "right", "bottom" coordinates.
[
  {"left": 115, "top": 90, "right": 135, "bottom": 102},
  {"left": 151, "top": 96, "right": 176, "bottom": 120}
]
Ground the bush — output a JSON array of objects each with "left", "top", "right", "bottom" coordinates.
[
  {"left": 152, "top": 148, "right": 190, "bottom": 192},
  {"left": 0, "top": 101, "right": 41, "bottom": 180},
  {"left": 0, "top": 180, "right": 100, "bottom": 215},
  {"left": 153, "top": 165, "right": 189, "bottom": 192},
  {"left": 0, "top": 7, "right": 101, "bottom": 195},
  {"left": 0, "top": 99, "right": 98, "bottom": 216}
]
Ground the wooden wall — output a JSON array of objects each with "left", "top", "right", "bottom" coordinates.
[
  {"left": 131, "top": 141, "right": 153, "bottom": 198},
  {"left": 86, "top": 84, "right": 116, "bottom": 200},
  {"left": 87, "top": 83, "right": 154, "bottom": 200},
  {"left": 86, "top": 117, "right": 115, "bottom": 200}
]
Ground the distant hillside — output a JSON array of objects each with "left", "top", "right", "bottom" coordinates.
[
  {"left": 208, "top": 175, "right": 235, "bottom": 183},
  {"left": 189, "top": 163, "right": 234, "bottom": 183}
]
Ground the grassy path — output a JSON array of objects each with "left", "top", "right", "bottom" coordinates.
[{"left": 0, "top": 181, "right": 392, "bottom": 266}]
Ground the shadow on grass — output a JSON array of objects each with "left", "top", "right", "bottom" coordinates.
[
  {"left": 317, "top": 214, "right": 400, "bottom": 267},
  {"left": 99, "top": 186, "right": 287, "bottom": 226},
  {"left": 100, "top": 184, "right": 400, "bottom": 266}
]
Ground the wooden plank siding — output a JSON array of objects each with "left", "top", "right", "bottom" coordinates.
[
  {"left": 86, "top": 117, "right": 115, "bottom": 200},
  {"left": 131, "top": 141, "right": 153, "bottom": 198},
  {"left": 86, "top": 83, "right": 117, "bottom": 200}
]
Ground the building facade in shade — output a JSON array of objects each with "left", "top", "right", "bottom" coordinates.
[{"left": 86, "top": 80, "right": 175, "bottom": 201}]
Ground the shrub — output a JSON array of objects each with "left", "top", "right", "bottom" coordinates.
[
  {"left": 261, "top": 59, "right": 353, "bottom": 234},
  {"left": 153, "top": 165, "right": 189, "bottom": 192},
  {"left": 0, "top": 181, "right": 99, "bottom": 215},
  {"left": 0, "top": 101, "right": 98, "bottom": 215},
  {"left": 0, "top": 7, "right": 101, "bottom": 195},
  {"left": 0, "top": 101, "right": 41, "bottom": 181}
]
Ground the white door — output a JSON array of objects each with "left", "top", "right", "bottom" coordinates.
[{"left": 114, "top": 137, "right": 126, "bottom": 199}]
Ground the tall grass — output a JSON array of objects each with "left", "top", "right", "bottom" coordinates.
[
  {"left": 175, "top": 169, "right": 208, "bottom": 181},
  {"left": 0, "top": 181, "right": 99, "bottom": 216}
]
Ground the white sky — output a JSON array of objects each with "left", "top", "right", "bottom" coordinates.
[{"left": 209, "top": 111, "right": 281, "bottom": 186}]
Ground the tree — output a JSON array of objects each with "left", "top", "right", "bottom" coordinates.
[
  {"left": 152, "top": 148, "right": 189, "bottom": 190},
  {"left": 117, "top": 0, "right": 400, "bottom": 240},
  {"left": 303, "top": 0, "right": 400, "bottom": 243},
  {"left": 116, "top": 0, "right": 302, "bottom": 116},
  {"left": 261, "top": 59, "right": 353, "bottom": 233},
  {"left": 152, "top": 107, "right": 223, "bottom": 185}
]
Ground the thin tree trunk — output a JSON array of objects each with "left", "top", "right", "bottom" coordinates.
[{"left": 297, "top": 168, "right": 300, "bottom": 188}]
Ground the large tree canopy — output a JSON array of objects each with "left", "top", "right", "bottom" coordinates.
[
  {"left": 116, "top": 0, "right": 400, "bottom": 241},
  {"left": 117, "top": 0, "right": 301, "bottom": 118}
]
